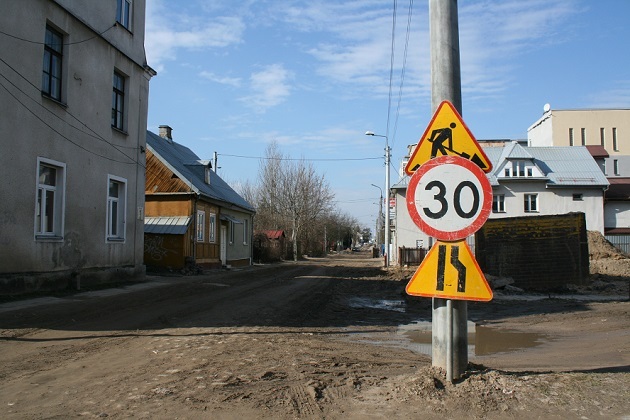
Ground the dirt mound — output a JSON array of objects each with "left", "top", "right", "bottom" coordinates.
[{"left": 588, "top": 230, "right": 627, "bottom": 260}]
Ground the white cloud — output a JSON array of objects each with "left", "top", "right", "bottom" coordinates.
[
  {"left": 240, "top": 64, "right": 293, "bottom": 112},
  {"left": 199, "top": 71, "right": 242, "bottom": 87},
  {"left": 145, "top": 0, "right": 245, "bottom": 72},
  {"left": 587, "top": 80, "right": 630, "bottom": 108}
]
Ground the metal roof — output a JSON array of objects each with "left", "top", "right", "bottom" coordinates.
[
  {"left": 144, "top": 216, "right": 191, "bottom": 235},
  {"left": 392, "top": 144, "right": 609, "bottom": 190},
  {"left": 146, "top": 131, "right": 255, "bottom": 213}
]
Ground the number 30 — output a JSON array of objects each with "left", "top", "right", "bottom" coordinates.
[{"left": 423, "top": 180, "right": 480, "bottom": 219}]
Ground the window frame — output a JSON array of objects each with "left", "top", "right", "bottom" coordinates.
[
  {"left": 42, "top": 25, "right": 63, "bottom": 101},
  {"left": 612, "top": 127, "right": 618, "bottom": 151},
  {"left": 112, "top": 70, "right": 126, "bottom": 131},
  {"left": 524, "top": 194, "right": 538, "bottom": 213},
  {"left": 492, "top": 194, "right": 505, "bottom": 213},
  {"left": 580, "top": 128, "right": 586, "bottom": 146},
  {"left": 614, "top": 159, "right": 620, "bottom": 176},
  {"left": 229, "top": 220, "right": 234, "bottom": 245},
  {"left": 208, "top": 213, "right": 216, "bottom": 242},
  {"left": 116, "top": 0, "right": 133, "bottom": 31},
  {"left": 196, "top": 210, "right": 205, "bottom": 242},
  {"left": 106, "top": 175, "right": 127, "bottom": 242},
  {"left": 572, "top": 193, "right": 583, "bottom": 201},
  {"left": 568, "top": 128, "right": 574, "bottom": 146},
  {"left": 600, "top": 127, "right": 605, "bottom": 147},
  {"left": 35, "top": 158, "right": 66, "bottom": 240},
  {"left": 243, "top": 218, "right": 249, "bottom": 245}
]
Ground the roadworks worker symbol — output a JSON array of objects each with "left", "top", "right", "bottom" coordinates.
[
  {"left": 405, "top": 101, "right": 492, "bottom": 175},
  {"left": 406, "top": 240, "right": 493, "bottom": 302}
]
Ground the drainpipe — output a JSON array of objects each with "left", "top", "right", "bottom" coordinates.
[{"left": 192, "top": 194, "right": 198, "bottom": 263}]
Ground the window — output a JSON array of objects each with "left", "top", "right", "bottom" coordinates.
[
  {"left": 613, "top": 127, "right": 618, "bottom": 151},
  {"left": 527, "top": 167, "right": 533, "bottom": 177},
  {"left": 42, "top": 26, "right": 63, "bottom": 101},
  {"left": 614, "top": 159, "right": 619, "bottom": 176},
  {"left": 569, "top": 128, "right": 574, "bottom": 146},
  {"left": 107, "top": 176, "right": 126, "bottom": 240},
  {"left": 196, "top": 210, "right": 205, "bottom": 242},
  {"left": 116, "top": 0, "right": 132, "bottom": 30},
  {"left": 112, "top": 71, "right": 125, "bottom": 130},
  {"left": 243, "top": 218, "right": 249, "bottom": 245},
  {"left": 209, "top": 213, "right": 216, "bottom": 242},
  {"left": 35, "top": 158, "right": 66, "bottom": 238},
  {"left": 492, "top": 194, "right": 505, "bottom": 213},
  {"left": 580, "top": 128, "right": 586, "bottom": 146},
  {"left": 572, "top": 193, "right": 583, "bottom": 201},
  {"left": 524, "top": 194, "right": 538, "bottom": 213},
  {"left": 600, "top": 128, "right": 605, "bottom": 147}
]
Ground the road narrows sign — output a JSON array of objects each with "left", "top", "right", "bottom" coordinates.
[
  {"left": 404, "top": 101, "right": 492, "bottom": 175},
  {"left": 406, "top": 240, "right": 493, "bottom": 302},
  {"left": 406, "top": 155, "right": 492, "bottom": 241}
]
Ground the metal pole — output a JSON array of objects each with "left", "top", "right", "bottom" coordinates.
[{"left": 430, "top": 0, "right": 468, "bottom": 381}]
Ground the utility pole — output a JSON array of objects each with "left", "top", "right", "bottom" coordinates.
[
  {"left": 429, "top": 0, "right": 468, "bottom": 380},
  {"left": 213, "top": 151, "right": 218, "bottom": 172}
]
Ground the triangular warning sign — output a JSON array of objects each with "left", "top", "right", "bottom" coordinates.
[
  {"left": 406, "top": 240, "right": 493, "bottom": 302},
  {"left": 405, "top": 101, "right": 492, "bottom": 175}
]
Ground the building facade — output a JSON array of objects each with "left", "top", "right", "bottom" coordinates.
[
  {"left": 528, "top": 107, "right": 630, "bottom": 236},
  {"left": 0, "top": 0, "right": 154, "bottom": 293},
  {"left": 391, "top": 142, "right": 608, "bottom": 265},
  {"left": 144, "top": 127, "right": 255, "bottom": 269}
]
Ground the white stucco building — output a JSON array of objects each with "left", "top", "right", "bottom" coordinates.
[
  {"left": 0, "top": 0, "right": 155, "bottom": 292},
  {"left": 391, "top": 142, "right": 608, "bottom": 264}
]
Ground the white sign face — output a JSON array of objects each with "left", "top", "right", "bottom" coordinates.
[{"left": 406, "top": 155, "right": 492, "bottom": 241}]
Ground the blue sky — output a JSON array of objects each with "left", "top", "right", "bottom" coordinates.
[{"left": 145, "top": 0, "right": 630, "bottom": 231}]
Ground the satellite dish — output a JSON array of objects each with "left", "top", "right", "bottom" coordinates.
[{"left": 543, "top": 103, "right": 551, "bottom": 113}]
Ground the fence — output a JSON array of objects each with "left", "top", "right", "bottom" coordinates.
[
  {"left": 398, "top": 247, "right": 427, "bottom": 266},
  {"left": 605, "top": 234, "right": 630, "bottom": 255}
]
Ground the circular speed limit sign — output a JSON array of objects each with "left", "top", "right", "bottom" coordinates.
[{"left": 406, "top": 155, "right": 492, "bottom": 241}]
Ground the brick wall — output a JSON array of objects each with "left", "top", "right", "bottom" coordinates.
[{"left": 475, "top": 213, "right": 589, "bottom": 290}]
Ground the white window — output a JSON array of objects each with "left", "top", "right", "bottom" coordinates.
[
  {"left": 116, "top": 0, "right": 132, "bottom": 30},
  {"left": 112, "top": 71, "right": 125, "bottom": 130},
  {"left": 243, "top": 218, "right": 249, "bottom": 245},
  {"left": 209, "top": 213, "right": 216, "bottom": 242},
  {"left": 492, "top": 194, "right": 505, "bottom": 213},
  {"left": 524, "top": 194, "right": 538, "bottom": 213},
  {"left": 614, "top": 159, "right": 620, "bottom": 176},
  {"left": 196, "top": 210, "right": 205, "bottom": 242},
  {"left": 35, "top": 158, "right": 66, "bottom": 238},
  {"left": 42, "top": 25, "right": 63, "bottom": 101},
  {"left": 107, "top": 175, "right": 126, "bottom": 240}
]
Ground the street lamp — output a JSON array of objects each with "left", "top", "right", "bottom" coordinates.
[
  {"left": 370, "top": 184, "right": 384, "bottom": 248},
  {"left": 366, "top": 131, "right": 391, "bottom": 267}
]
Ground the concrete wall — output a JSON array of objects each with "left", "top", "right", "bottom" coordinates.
[
  {"left": 605, "top": 201, "right": 630, "bottom": 230},
  {"left": 0, "top": 0, "right": 151, "bottom": 293},
  {"left": 476, "top": 213, "right": 589, "bottom": 290}
]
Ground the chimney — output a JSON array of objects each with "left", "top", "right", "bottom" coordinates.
[{"left": 158, "top": 125, "right": 173, "bottom": 141}]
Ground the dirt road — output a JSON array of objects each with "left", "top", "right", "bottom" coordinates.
[{"left": 0, "top": 252, "right": 628, "bottom": 419}]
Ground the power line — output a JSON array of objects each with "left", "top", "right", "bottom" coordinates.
[
  {"left": 391, "top": 0, "right": 414, "bottom": 149},
  {"left": 218, "top": 153, "right": 381, "bottom": 162},
  {"left": 0, "top": 24, "right": 115, "bottom": 46},
  {"left": 0, "top": 56, "right": 142, "bottom": 166}
]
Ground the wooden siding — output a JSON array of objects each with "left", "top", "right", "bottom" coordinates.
[{"left": 146, "top": 149, "right": 194, "bottom": 193}]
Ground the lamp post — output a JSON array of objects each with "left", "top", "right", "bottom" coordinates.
[
  {"left": 370, "top": 184, "right": 384, "bottom": 248},
  {"left": 366, "top": 131, "right": 391, "bottom": 267}
]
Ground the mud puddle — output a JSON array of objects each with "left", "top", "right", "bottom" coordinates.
[{"left": 343, "top": 298, "right": 548, "bottom": 356}]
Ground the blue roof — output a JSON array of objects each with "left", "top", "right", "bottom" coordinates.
[{"left": 146, "top": 131, "right": 255, "bottom": 213}]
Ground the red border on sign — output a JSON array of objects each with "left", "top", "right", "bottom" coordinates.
[{"left": 406, "top": 155, "right": 492, "bottom": 241}]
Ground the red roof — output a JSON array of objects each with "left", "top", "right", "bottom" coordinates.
[
  {"left": 585, "top": 145, "right": 609, "bottom": 158},
  {"left": 262, "top": 230, "right": 285, "bottom": 240}
]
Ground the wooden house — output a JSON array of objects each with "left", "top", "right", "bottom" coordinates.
[{"left": 144, "top": 126, "right": 255, "bottom": 269}]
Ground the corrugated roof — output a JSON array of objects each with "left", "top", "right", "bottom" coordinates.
[
  {"left": 145, "top": 216, "right": 191, "bottom": 235},
  {"left": 393, "top": 145, "right": 609, "bottom": 190},
  {"left": 146, "top": 131, "right": 255, "bottom": 213}
]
